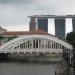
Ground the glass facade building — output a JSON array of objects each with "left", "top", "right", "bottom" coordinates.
[
  {"left": 29, "top": 15, "right": 75, "bottom": 40},
  {"left": 37, "top": 19, "right": 48, "bottom": 32},
  {"left": 55, "top": 18, "right": 65, "bottom": 40},
  {"left": 29, "top": 18, "right": 36, "bottom": 31},
  {"left": 72, "top": 18, "right": 75, "bottom": 32}
]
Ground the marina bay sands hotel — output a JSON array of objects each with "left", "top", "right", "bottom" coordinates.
[{"left": 29, "top": 15, "right": 75, "bottom": 40}]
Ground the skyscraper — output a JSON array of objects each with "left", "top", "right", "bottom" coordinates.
[
  {"left": 29, "top": 18, "right": 36, "bottom": 31},
  {"left": 72, "top": 18, "right": 75, "bottom": 32},
  {"left": 55, "top": 18, "right": 65, "bottom": 40},
  {"left": 37, "top": 19, "right": 48, "bottom": 32},
  {"left": 29, "top": 15, "right": 74, "bottom": 40}
]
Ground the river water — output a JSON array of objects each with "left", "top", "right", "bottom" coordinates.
[{"left": 0, "top": 62, "right": 56, "bottom": 75}]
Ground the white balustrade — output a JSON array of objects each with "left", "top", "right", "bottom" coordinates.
[{"left": 0, "top": 35, "right": 72, "bottom": 54}]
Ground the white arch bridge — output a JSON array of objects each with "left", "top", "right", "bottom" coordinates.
[{"left": 0, "top": 35, "right": 73, "bottom": 54}]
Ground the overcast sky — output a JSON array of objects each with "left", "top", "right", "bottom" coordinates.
[{"left": 0, "top": 0, "right": 74, "bottom": 34}]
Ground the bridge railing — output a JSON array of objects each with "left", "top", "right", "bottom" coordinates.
[{"left": 0, "top": 48, "right": 63, "bottom": 54}]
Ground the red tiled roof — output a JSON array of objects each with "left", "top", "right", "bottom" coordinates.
[{"left": 1, "top": 30, "right": 55, "bottom": 37}]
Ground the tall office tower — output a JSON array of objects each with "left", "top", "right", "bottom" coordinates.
[
  {"left": 72, "top": 18, "right": 75, "bottom": 32},
  {"left": 55, "top": 18, "right": 65, "bottom": 40},
  {"left": 29, "top": 18, "right": 36, "bottom": 31},
  {"left": 37, "top": 19, "right": 48, "bottom": 32}
]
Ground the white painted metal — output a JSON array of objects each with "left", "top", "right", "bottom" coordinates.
[{"left": 0, "top": 34, "right": 73, "bottom": 53}]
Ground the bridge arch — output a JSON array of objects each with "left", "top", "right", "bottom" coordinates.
[{"left": 0, "top": 35, "right": 73, "bottom": 53}]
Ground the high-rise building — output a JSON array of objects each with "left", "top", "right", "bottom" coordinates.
[
  {"left": 72, "top": 18, "right": 75, "bottom": 32},
  {"left": 37, "top": 19, "right": 48, "bottom": 32},
  {"left": 29, "top": 18, "right": 36, "bottom": 31},
  {"left": 29, "top": 17, "right": 48, "bottom": 32},
  {"left": 55, "top": 18, "right": 65, "bottom": 39},
  {"left": 29, "top": 15, "right": 75, "bottom": 40}
]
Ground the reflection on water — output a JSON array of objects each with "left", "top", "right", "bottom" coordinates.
[{"left": 0, "top": 62, "right": 56, "bottom": 75}]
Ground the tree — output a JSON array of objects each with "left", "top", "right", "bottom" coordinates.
[
  {"left": 0, "top": 36, "right": 4, "bottom": 40},
  {"left": 7, "top": 35, "right": 17, "bottom": 41},
  {"left": 66, "top": 32, "right": 75, "bottom": 48},
  {"left": 0, "top": 35, "right": 5, "bottom": 45}
]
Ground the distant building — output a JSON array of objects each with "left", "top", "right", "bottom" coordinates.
[
  {"left": 55, "top": 18, "right": 65, "bottom": 40},
  {"left": 29, "top": 18, "right": 36, "bottom": 31},
  {"left": 0, "top": 26, "right": 7, "bottom": 45},
  {"left": 29, "top": 16, "right": 48, "bottom": 32},
  {"left": 0, "top": 27, "right": 50, "bottom": 46},
  {"left": 0, "top": 26, "right": 7, "bottom": 34},
  {"left": 72, "top": 18, "right": 75, "bottom": 32},
  {"left": 37, "top": 18, "right": 48, "bottom": 32},
  {"left": 29, "top": 15, "right": 75, "bottom": 40},
  {"left": 1, "top": 30, "right": 49, "bottom": 37}
]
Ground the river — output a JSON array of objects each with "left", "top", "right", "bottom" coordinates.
[{"left": 0, "top": 62, "right": 56, "bottom": 75}]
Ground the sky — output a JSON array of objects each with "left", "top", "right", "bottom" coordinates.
[{"left": 0, "top": 0, "right": 74, "bottom": 35}]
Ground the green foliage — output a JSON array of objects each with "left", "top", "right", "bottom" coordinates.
[
  {"left": 0, "top": 35, "right": 4, "bottom": 40},
  {"left": 66, "top": 32, "right": 75, "bottom": 48},
  {"left": 7, "top": 35, "right": 17, "bottom": 41}
]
